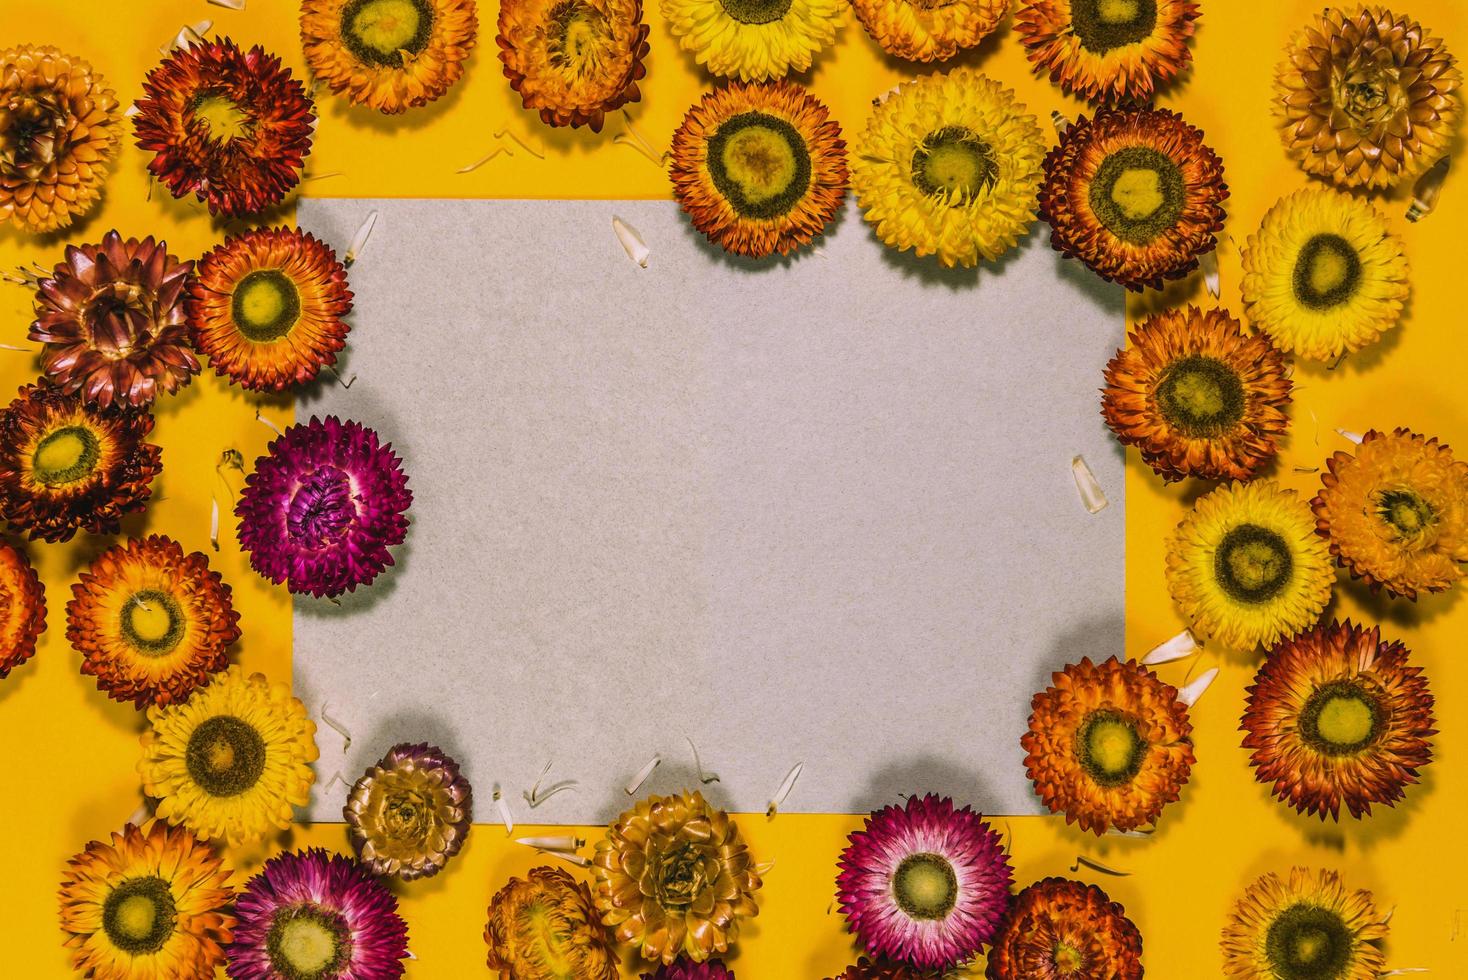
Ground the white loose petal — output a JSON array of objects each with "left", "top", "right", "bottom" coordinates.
[
  {"left": 163, "top": 20, "right": 211, "bottom": 54},
  {"left": 541, "top": 850, "right": 592, "bottom": 868},
  {"left": 767, "top": 762, "right": 803, "bottom": 817},
  {"left": 612, "top": 216, "right": 650, "bottom": 268},
  {"left": 1143, "top": 629, "right": 1199, "bottom": 665},
  {"left": 493, "top": 786, "right": 515, "bottom": 836},
  {"left": 1406, "top": 156, "right": 1449, "bottom": 222},
  {"left": 1177, "top": 667, "right": 1220, "bottom": 708},
  {"left": 1051, "top": 109, "right": 1073, "bottom": 136},
  {"left": 209, "top": 498, "right": 220, "bottom": 551},
  {"left": 625, "top": 755, "right": 661, "bottom": 795},
  {"left": 123, "top": 102, "right": 141, "bottom": 119},
  {"left": 1071, "top": 455, "right": 1109, "bottom": 514},
  {"left": 1336, "top": 428, "right": 1364, "bottom": 445},
  {"left": 1200, "top": 249, "right": 1221, "bottom": 299},
  {"left": 515, "top": 836, "right": 585, "bottom": 853},
  {"left": 457, "top": 148, "right": 510, "bottom": 173},
  {"left": 208, "top": 0, "right": 246, "bottom": 8},
  {"left": 254, "top": 409, "right": 284, "bottom": 438},
  {"left": 345, "top": 210, "right": 378, "bottom": 266}
]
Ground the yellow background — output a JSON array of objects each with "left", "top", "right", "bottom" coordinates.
[{"left": 2, "top": 0, "right": 1466, "bottom": 975}]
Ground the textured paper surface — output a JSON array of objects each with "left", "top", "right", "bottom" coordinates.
[{"left": 294, "top": 198, "right": 1126, "bottom": 823}]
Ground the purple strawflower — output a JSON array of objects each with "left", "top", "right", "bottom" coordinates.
[
  {"left": 642, "top": 960, "right": 735, "bottom": 980},
  {"left": 236, "top": 416, "right": 411, "bottom": 598},
  {"left": 836, "top": 794, "right": 1013, "bottom": 970},
  {"left": 227, "top": 848, "right": 409, "bottom": 980}
]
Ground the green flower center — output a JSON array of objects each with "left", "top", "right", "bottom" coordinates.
[
  {"left": 342, "top": 0, "right": 434, "bottom": 67},
  {"left": 911, "top": 126, "right": 997, "bottom": 202},
  {"left": 1214, "top": 523, "right": 1293, "bottom": 604},
  {"left": 189, "top": 91, "right": 254, "bottom": 143},
  {"left": 1375, "top": 488, "right": 1436, "bottom": 539},
  {"left": 708, "top": 111, "right": 811, "bottom": 220},
  {"left": 267, "top": 906, "right": 352, "bottom": 980},
  {"left": 718, "top": 0, "right": 795, "bottom": 26},
  {"left": 1089, "top": 146, "right": 1185, "bottom": 245},
  {"left": 546, "top": 0, "right": 611, "bottom": 76},
  {"left": 1155, "top": 354, "right": 1246, "bottom": 437},
  {"left": 120, "top": 590, "right": 185, "bottom": 655},
  {"left": 102, "top": 876, "right": 178, "bottom": 954},
  {"left": 1265, "top": 903, "right": 1355, "bottom": 980},
  {"left": 232, "top": 269, "right": 303, "bottom": 342},
  {"left": 1072, "top": 0, "right": 1159, "bottom": 53},
  {"left": 1300, "top": 681, "right": 1383, "bottom": 757},
  {"left": 1293, "top": 234, "right": 1362, "bottom": 311},
  {"left": 1053, "top": 941, "right": 1085, "bottom": 974},
  {"left": 32, "top": 425, "right": 101, "bottom": 487},
  {"left": 186, "top": 715, "right": 267, "bottom": 797},
  {"left": 892, "top": 852, "right": 958, "bottom": 921},
  {"left": 1076, "top": 709, "right": 1147, "bottom": 786}
]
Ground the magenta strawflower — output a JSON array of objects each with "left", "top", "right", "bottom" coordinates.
[
  {"left": 226, "top": 848, "right": 409, "bottom": 980},
  {"left": 643, "top": 961, "right": 736, "bottom": 980},
  {"left": 837, "top": 794, "right": 1012, "bottom": 970},
  {"left": 236, "top": 416, "right": 411, "bottom": 598}
]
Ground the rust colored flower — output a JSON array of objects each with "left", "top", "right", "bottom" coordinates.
[
  {"left": 1015, "top": 0, "right": 1200, "bottom": 105},
  {"left": 0, "top": 542, "right": 45, "bottom": 680},
  {"left": 986, "top": 877, "right": 1142, "bottom": 979},
  {"left": 485, "top": 866, "right": 619, "bottom": 980}
]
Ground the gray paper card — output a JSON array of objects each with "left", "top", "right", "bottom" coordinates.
[{"left": 294, "top": 197, "right": 1126, "bottom": 824}]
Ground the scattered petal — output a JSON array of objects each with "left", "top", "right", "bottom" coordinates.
[
  {"left": 612, "top": 216, "right": 650, "bottom": 268},
  {"left": 345, "top": 210, "right": 378, "bottom": 266},
  {"left": 1199, "top": 249, "right": 1221, "bottom": 298},
  {"left": 1177, "top": 666, "right": 1220, "bottom": 707},
  {"left": 767, "top": 761, "right": 803, "bottom": 817},
  {"left": 1407, "top": 157, "right": 1449, "bottom": 222},
  {"left": 1051, "top": 109, "right": 1073, "bottom": 135},
  {"left": 1336, "top": 428, "right": 1364, "bottom": 445},
  {"left": 494, "top": 128, "right": 545, "bottom": 160},
  {"left": 514, "top": 835, "right": 585, "bottom": 853},
  {"left": 319, "top": 702, "right": 351, "bottom": 753},
  {"left": 254, "top": 408, "right": 284, "bottom": 438},
  {"left": 1143, "top": 629, "right": 1198, "bottom": 665},
  {"left": 686, "top": 736, "right": 720, "bottom": 784},
  {"left": 1071, "top": 855, "right": 1130, "bottom": 876},
  {"left": 1071, "top": 455, "right": 1109, "bottom": 514},
  {"left": 457, "top": 147, "right": 510, "bottom": 173},
  {"left": 624, "top": 755, "right": 661, "bottom": 795},
  {"left": 208, "top": 0, "right": 246, "bottom": 8},
  {"left": 493, "top": 785, "right": 515, "bottom": 836}
]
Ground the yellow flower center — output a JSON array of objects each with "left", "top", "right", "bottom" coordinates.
[
  {"left": 722, "top": 126, "right": 798, "bottom": 205},
  {"left": 1316, "top": 695, "right": 1374, "bottom": 747},
  {"left": 1054, "top": 941, "right": 1085, "bottom": 973},
  {"left": 1077, "top": 709, "right": 1146, "bottom": 786},
  {"left": 912, "top": 126, "right": 996, "bottom": 202},
  {"left": 1292, "top": 234, "right": 1361, "bottom": 310},
  {"left": 351, "top": 0, "right": 424, "bottom": 55},
  {"left": 232, "top": 270, "right": 303, "bottom": 342},
  {"left": 1306, "top": 248, "right": 1349, "bottom": 297},
  {"left": 1087, "top": 718, "right": 1137, "bottom": 775},
  {"left": 191, "top": 93, "right": 253, "bottom": 143},
  {"left": 892, "top": 852, "right": 959, "bottom": 920},
  {"left": 129, "top": 598, "right": 173, "bottom": 644},
  {"left": 33, "top": 427, "right": 96, "bottom": 484},
  {"left": 114, "top": 894, "right": 159, "bottom": 940},
  {"left": 1109, "top": 168, "right": 1165, "bottom": 221},
  {"left": 278, "top": 917, "right": 339, "bottom": 974},
  {"left": 101, "top": 876, "right": 177, "bottom": 954},
  {"left": 1097, "top": 0, "right": 1140, "bottom": 23}
]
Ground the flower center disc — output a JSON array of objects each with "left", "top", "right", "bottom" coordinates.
[
  {"left": 288, "top": 466, "right": 359, "bottom": 548},
  {"left": 1301, "top": 681, "right": 1383, "bottom": 757},
  {"left": 1155, "top": 354, "right": 1246, "bottom": 437},
  {"left": 102, "top": 875, "right": 178, "bottom": 954},
  {"left": 1265, "top": 904, "right": 1353, "bottom": 980},
  {"left": 233, "top": 269, "right": 303, "bottom": 342},
  {"left": 912, "top": 126, "right": 996, "bottom": 202},
  {"left": 1072, "top": 0, "right": 1159, "bottom": 53},
  {"left": 383, "top": 787, "right": 432, "bottom": 840},
  {"left": 1077, "top": 709, "right": 1147, "bottom": 786},
  {"left": 1089, "top": 146, "right": 1184, "bottom": 245},
  {"left": 1376, "top": 488, "right": 1436, "bottom": 540},
  {"left": 1293, "top": 233, "right": 1362, "bottom": 311},
  {"left": 892, "top": 852, "right": 958, "bottom": 920},
  {"left": 718, "top": 0, "right": 796, "bottom": 26},
  {"left": 186, "top": 715, "right": 267, "bottom": 797},
  {"left": 1053, "top": 941, "right": 1085, "bottom": 974},
  {"left": 190, "top": 92, "right": 254, "bottom": 143},
  {"left": 547, "top": 1, "right": 611, "bottom": 76},
  {"left": 653, "top": 842, "right": 709, "bottom": 909},
  {"left": 708, "top": 112, "right": 812, "bottom": 220},
  {"left": 268, "top": 907, "right": 351, "bottom": 979},
  {"left": 122, "top": 589, "right": 185, "bottom": 655},
  {"left": 343, "top": 0, "right": 435, "bottom": 66},
  {"left": 1214, "top": 523, "right": 1293, "bottom": 604},
  {"left": 33, "top": 425, "right": 101, "bottom": 487}
]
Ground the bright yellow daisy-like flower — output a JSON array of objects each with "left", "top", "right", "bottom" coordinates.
[
  {"left": 187, "top": 227, "right": 353, "bottom": 392},
  {"left": 1014, "top": 0, "right": 1200, "bottom": 104},
  {"left": 661, "top": 0, "right": 843, "bottom": 82},
  {"left": 1243, "top": 620, "right": 1435, "bottom": 821},
  {"left": 499, "top": 0, "right": 651, "bottom": 131},
  {"left": 140, "top": 666, "right": 318, "bottom": 845},
  {"left": 1166, "top": 480, "right": 1334, "bottom": 651},
  {"left": 1102, "top": 306, "right": 1292, "bottom": 484},
  {"left": 851, "top": 69, "right": 1046, "bottom": 268},
  {"left": 670, "top": 81, "right": 847, "bottom": 258},
  {"left": 1022, "top": 656, "right": 1195, "bottom": 835},
  {"left": 1240, "top": 188, "right": 1408, "bottom": 362},
  {"left": 1313, "top": 428, "right": 1468, "bottom": 600},
  {"left": 68, "top": 535, "right": 241, "bottom": 710},
  {"left": 0, "top": 542, "right": 46, "bottom": 680},
  {"left": 302, "top": 0, "right": 478, "bottom": 114},
  {"left": 850, "top": 0, "right": 1005, "bottom": 63},
  {"left": 58, "top": 820, "right": 235, "bottom": 980},
  {"left": 1221, "top": 867, "right": 1387, "bottom": 980}
]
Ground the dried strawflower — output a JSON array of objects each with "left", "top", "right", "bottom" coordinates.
[
  {"left": 345, "top": 742, "right": 472, "bottom": 880},
  {"left": 0, "top": 542, "right": 45, "bottom": 680},
  {"left": 485, "top": 866, "right": 619, "bottom": 980}
]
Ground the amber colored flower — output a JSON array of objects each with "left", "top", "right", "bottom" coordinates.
[
  {"left": 134, "top": 38, "right": 314, "bottom": 217},
  {"left": 0, "top": 384, "right": 161, "bottom": 544},
  {"left": 1313, "top": 428, "right": 1468, "bottom": 600},
  {"left": 1275, "top": 5, "right": 1462, "bottom": 190},
  {"left": 986, "top": 877, "right": 1143, "bottom": 980},
  {"left": 1243, "top": 621, "right": 1435, "bottom": 821},
  {"left": 1222, "top": 867, "right": 1387, "bottom": 980},
  {"left": 0, "top": 46, "right": 122, "bottom": 233},
  {"left": 302, "top": 0, "right": 479, "bottom": 114},
  {"left": 498, "top": 0, "right": 650, "bottom": 131},
  {"left": 187, "top": 227, "right": 352, "bottom": 392},
  {"left": 669, "top": 81, "right": 847, "bottom": 258},
  {"left": 592, "top": 789, "right": 761, "bottom": 964},
  {"left": 851, "top": 0, "right": 1006, "bottom": 63},
  {"left": 67, "top": 535, "right": 240, "bottom": 709},
  {"left": 58, "top": 821, "right": 235, "bottom": 980},
  {"left": 345, "top": 742, "right": 472, "bottom": 881},
  {"left": 0, "top": 542, "right": 45, "bottom": 680},
  {"left": 1038, "top": 106, "right": 1227, "bottom": 291},
  {"left": 1015, "top": 0, "right": 1200, "bottom": 105},
  {"left": 1022, "top": 656, "right": 1195, "bottom": 834},
  {"left": 1102, "top": 306, "right": 1291, "bottom": 483},
  {"left": 485, "top": 866, "right": 619, "bottom": 980},
  {"left": 30, "top": 231, "right": 197, "bottom": 409}
]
